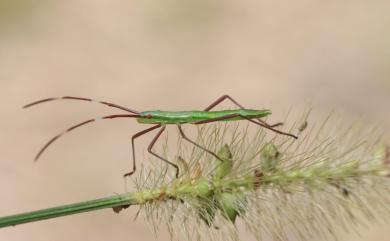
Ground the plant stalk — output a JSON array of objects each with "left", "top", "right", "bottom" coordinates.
[
  {"left": 0, "top": 192, "right": 138, "bottom": 228},
  {"left": 0, "top": 174, "right": 256, "bottom": 229}
]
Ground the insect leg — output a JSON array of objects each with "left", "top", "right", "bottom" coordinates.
[
  {"left": 240, "top": 115, "right": 298, "bottom": 139},
  {"left": 204, "top": 95, "right": 244, "bottom": 111},
  {"left": 256, "top": 119, "right": 283, "bottom": 128},
  {"left": 177, "top": 124, "right": 225, "bottom": 162},
  {"left": 24, "top": 96, "right": 140, "bottom": 114},
  {"left": 33, "top": 114, "right": 139, "bottom": 161},
  {"left": 193, "top": 114, "right": 240, "bottom": 125},
  {"left": 196, "top": 114, "right": 281, "bottom": 128},
  {"left": 123, "top": 124, "right": 162, "bottom": 177},
  {"left": 147, "top": 126, "right": 180, "bottom": 178},
  {"left": 204, "top": 95, "right": 282, "bottom": 128},
  {"left": 193, "top": 114, "right": 297, "bottom": 139}
]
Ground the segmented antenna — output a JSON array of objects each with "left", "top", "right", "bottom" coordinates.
[
  {"left": 33, "top": 114, "right": 139, "bottom": 161},
  {"left": 23, "top": 96, "right": 140, "bottom": 114}
]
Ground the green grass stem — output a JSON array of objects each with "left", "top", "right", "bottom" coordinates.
[{"left": 0, "top": 193, "right": 137, "bottom": 228}]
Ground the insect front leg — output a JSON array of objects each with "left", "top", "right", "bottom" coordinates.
[
  {"left": 124, "top": 124, "right": 162, "bottom": 177},
  {"left": 147, "top": 126, "right": 180, "bottom": 178}
]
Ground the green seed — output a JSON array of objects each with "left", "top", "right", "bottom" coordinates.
[
  {"left": 197, "top": 196, "right": 217, "bottom": 227},
  {"left": 260, "top": 142, "right": 280, "bottom": 173},
  {"left": 215, "top": 144, "right": 233, "bottom": 180},
  {"left": 176, "top": 156, "right": 189, "bottom": 176},
  {"left": 216, "top": 192, "right": 247, "bottom": 223}
]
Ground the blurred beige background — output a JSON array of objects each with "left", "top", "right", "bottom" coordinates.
[{"left": 0, "top": 1, "right": 389, "bottom": 241}]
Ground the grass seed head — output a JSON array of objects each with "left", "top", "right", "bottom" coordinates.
[{"left": 131, "top": 111, "right": 390, "bottom": 241}]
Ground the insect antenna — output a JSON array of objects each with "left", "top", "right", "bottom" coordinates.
[
  {"left": 33, "top": 114, "right": 140, "bottom": 161},
  {"left": 23, "top": 96, "right": 140, "bottom": 114}
]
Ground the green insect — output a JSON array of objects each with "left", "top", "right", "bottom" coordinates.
[{"left": 24, "top": 95, "right": 297, "bottom": 178}]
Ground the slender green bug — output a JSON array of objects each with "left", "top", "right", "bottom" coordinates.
[{"left": 24, "top": 95, "right": 297, "bottom": 178}]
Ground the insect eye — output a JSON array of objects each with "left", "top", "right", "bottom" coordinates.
[{"left": 147, "top": 114, "right": 152, "bottom": 119}]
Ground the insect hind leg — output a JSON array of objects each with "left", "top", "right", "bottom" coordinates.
[
  {"left": 193, "top": 113, "right": 297, "bottom": 139},
  {"left": 256, "top": 118, "right": 283, "bottom": 128},
  {"left": 203, "top": 95, "right": 244, "bottom": 111},
  {"left": 204, "top": 95, "right": 283, "bottom": 128},
  {"left": 241, "top": 115, "right": 298, "bottom": 139}
]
